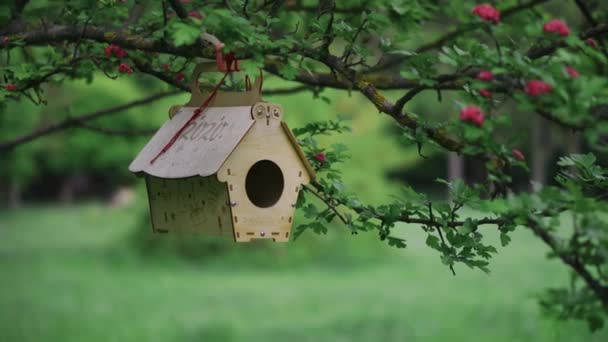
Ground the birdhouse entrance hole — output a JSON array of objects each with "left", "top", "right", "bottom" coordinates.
[{"left": 245, "top": 160, "right": 284, "bottom": 208}]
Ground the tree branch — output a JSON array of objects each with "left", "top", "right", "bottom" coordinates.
[
  {"left": 167, "top": 0, "right": 189, "bottom": 19},
  {"left": 2, "top": 24, "right": 215, "bottom": 58},
  {"left": 373, "top": 0, "right": 552, "bottom": 71},
  {"left": 526, "top": 218, "right": 608, "bottom": 311},
  {"left": 74, "top": 122, "right": 157, "bottom": 136},
  {"left": 574, "top": 0, "right": 598, "bottom": 27},
  {"left": 131, "top": 58, "right": 189, "bottom": 91},
  {"left": 536, "top": 110, "right": 586, "bottom": 130},
  {"left": 527, "top": 23, "right": 608, "bottom": 59},
  {"left": 303, "top": 50, "right": 470, "bottom": 156},
  {"left": 0, "top": 90, "right": 181, "bottom": 152}
]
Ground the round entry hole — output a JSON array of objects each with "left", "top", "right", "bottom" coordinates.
[{"left": 245, "top": 160, "right": 284, "bottom": 208}]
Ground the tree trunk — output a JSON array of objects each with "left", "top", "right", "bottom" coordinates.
[
  {"left": 448, "top": 153, "right": 465, "bottom": 181},
  {"left": 8, "top": 182, "right": 22, "bottom": 209},
  {"left": 531, "top": 116, "right": 551, "bottom": 188}
]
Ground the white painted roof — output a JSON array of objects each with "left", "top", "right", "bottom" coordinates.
[{"left": 129, "top": 106, "right": 255, "bottom": 178}]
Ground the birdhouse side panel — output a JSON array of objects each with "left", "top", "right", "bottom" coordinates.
[{"left": 145, "top": 176, "right": 233, "bottom": 237}]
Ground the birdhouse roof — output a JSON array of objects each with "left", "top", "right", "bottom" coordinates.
[{"left": 129, "top": 105, "right": 315, "bottom": 179}]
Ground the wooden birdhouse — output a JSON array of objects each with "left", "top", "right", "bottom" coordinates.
[{"left": 129, "top": 63, "right": 315, "bottom": 242}]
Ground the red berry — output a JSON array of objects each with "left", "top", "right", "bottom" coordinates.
[
  {"left": 585, "top": 38, "right": 598, "bottom": 49},
  {"left": 472, "top": 4, "right": 500, "bottom": 24},
  {"left": 476, "top": 70, "right": 494, "bottom": 82},
  {"left": 525, "top": 80, "right": 553, "bottom": 97},
  {"left": 543, "top": 19, "right": 570, "bottom": 37},
  {"left": 105, "top": 44, "right": 126, "bottom": 58},
  {"left": 565, "top": 66, "right": 580, "bottom": 78},
  {"left": 478, "top": 89, "right": 492, "bottom": 98},
  {"left": 512, "top": 149, "right": 525, "bottom": 161},
  {"left": 188, "top": 11, "right": 202, "bottom": 19},
  {"left": 5, "top": 83, "right": 17, "bottom": 91},
  {"left": 2, "top": 36, "right": 9, "bottom": 44},
  {"left": 114, "top": 48, "right": 127, "bottom": 58},
  {"left": 314, "top": 152, "right": 326, "bottom": 163},
  {"left": 118, "top": 63, "right": 133, "bottom": 74},
  {"left": 459, "top": 105, "right": 485, "bottom": 127},
  {"left": 175, "top": 72, "right": 185, "bottom": 81}
]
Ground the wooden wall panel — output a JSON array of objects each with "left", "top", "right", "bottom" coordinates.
[{"left": 145, "top": 176, "right": 233, "bottom": 237}]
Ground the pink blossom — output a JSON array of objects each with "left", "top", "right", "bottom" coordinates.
[
  {"left": 476, "top": 70, "right": 494, "bottom": 82},
  {"left": 188, "top": 11, "right": 202, "bottom": 19},
  {"left": 105, "top": 44, "right": 127, "bottom": 58},
  {"left": 314, "top": 152, "right": 326, "bottom": 163},
  {"left": 525, "top": 80, "right": 553, "bottom": 97},
  {"left": 543, "top": 19, "right": 570, "bottom": 37},
  {"left": 5, "top": 83, "right": 17, "bottom": 91},
  {"left": 565, "top": 66, "right": 580, "bottom": 78},
  {"left": 585, "top": 38, "right": 598, "bottom": 48},
  {"left": 512, "top": 149, "right": 525, "bottom": 161},
  {"left": 478, "top": 89, "right": 492, "bottom": 98},
  {"left": 472, "top": 4, "right": 501, "bottom": 24},
  {"left": 118, "top": 63, "right": 133, "bottom": 74},
  {"left": 459, "top": 105, "right": 485, "bottom": 127}
]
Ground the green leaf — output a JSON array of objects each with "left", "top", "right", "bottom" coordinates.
[
  {"left": 387, "top": 236, "right": 407, "bottom": 248},
  {"left": 500, "top": 233, "right": 511, "bottom": 247},
  {"left": 426, "top": 235, "right": 440, "bottom": 250},
  {"left": 169, "top": 22, "right": 201, "bottom": 47}
]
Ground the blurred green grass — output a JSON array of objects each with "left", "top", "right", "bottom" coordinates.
[{"left": 1, "top": 203, "right": 607, "bottom": 342}]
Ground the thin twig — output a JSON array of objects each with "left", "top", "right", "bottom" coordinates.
[{"left": 0, "top": 90, "right": 181, "bottom": 152}]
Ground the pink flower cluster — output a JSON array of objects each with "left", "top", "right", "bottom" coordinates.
[
  {"left": 472, "top": 4, "right": 500, "bottom": 24},
  {"left": 543, "top": 19, "right": 570, "bottom": 37},
  {"left": 118, "top": 63, "right": 133, "bottom": 74},
  {"left": 565, "top": 66, "right": 580, "bottom": 78},
  {"left": 476, "top": 70, "right": 494, "bottom": 98},
  {"left": 314, "top": 152, "right": 326, "bottom": 163},
  {"left": 512, "top": 149, "right": 525, "bottom": 161},
  {"left": 525, "top": 80, "right": 553, "bottom": 97},
  {"left": 586, "top": 38, "right": 598, "bottom": 48},
  {"left": 460, "top": 106, "right": 485, "bottom": 127},
  {"left": 476, "top": 70, "right": 494, "bottom": 82},
  {"left": 188, "top": 11, "right": 202, "bottom": 19},
  {"left": 105, "top": 44, "right": 133, "bottom": 74},
  {"left": 105, "top": 44, "right": 127, "bottom": 58}
]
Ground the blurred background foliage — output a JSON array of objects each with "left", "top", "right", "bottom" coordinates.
[
  {"left": 1, "top": 0, "right": 607, "bottom": 341},
  {"left": 2, "top": 72, "right": 606, "bottom": 341}
]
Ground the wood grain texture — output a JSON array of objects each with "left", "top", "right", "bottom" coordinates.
[
  {"left": 217, "top": 103, "right": 312, "bottom": 242},
  {"left": 129, "top": 106, "right": 255, "bottom": 178},
  {"left": 145, "top": 175, "right": 233, "bottom": 236}
]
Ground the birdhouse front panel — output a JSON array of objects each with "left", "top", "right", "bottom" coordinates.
[
  {"left": 216, "top": 103, "right": 314, "bottom": 242},
  {"left": 145, "top": 175, "right": 233, "bottom": 236}
]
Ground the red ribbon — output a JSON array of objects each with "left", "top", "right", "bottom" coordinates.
[{"left": 149, "top": 53, "right": 238, "bottom": 165}]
